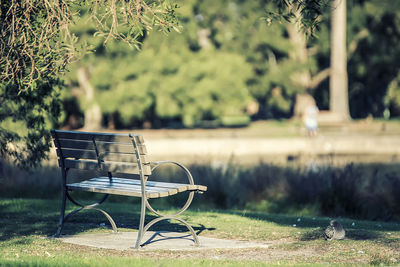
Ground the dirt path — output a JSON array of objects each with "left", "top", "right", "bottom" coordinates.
[{"left": 141, "top": 135, "right": 400, "bottom": 164}]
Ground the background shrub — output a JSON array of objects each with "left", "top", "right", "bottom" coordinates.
[{"left": 1, "top": 159, "right": 399, "bottom": 221}]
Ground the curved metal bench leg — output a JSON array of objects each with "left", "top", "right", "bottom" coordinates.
[
  {"left": 134, "top": 195, "right": 147, "bottom": 249},
  {"left": 67, "top": 192, "right": 117, "bottom": 230},
  {"left": 60, "top": 206, "right": 118, "bottom": 233},
  {"left": 91, "top": 208, "right": 118, "bottom": 232},
  {"left": 141, "top": 216, "right": 200, "bottom": 247},
  {"left": 56, "top": 191, "right": 118, "bottom": 236},
  {"left": 63, "top": 206, "right": 84, "bottom": 223},
  {"left": 174, "top": 218, "right": 200, "bottom": 246},
  {"left": 132, "top": 159, "right": 203, "bottom": 249},
  {"left": 55, "top": 185, "right": 67, "bottom": 237},
  {"left": 134, "top": 192, "right": 200, "bottom": 248},
  {"left": 134, "top": 216, "right": 200, "bottom": 248}
]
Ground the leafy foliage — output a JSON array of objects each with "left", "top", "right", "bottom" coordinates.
[
  {"left": 190, "top": 0, "right": 319, "bottom": 118},
  {"left": 0, "top": 1, "right": 68, "bottom": 167},
  {"left": 63, "top": 0, "right": 325, "bottom": 126},
  {"left": 64, "top": 2, "right": 255, "bottom": 128},
  {"left": 266, "top": 0, "right": 332, "bottom": 37},
  {"left": 0, "top": 0, "right": 180, "bottom": 166},
  {"left": 347, "top": 0, "right": 400, "bottom": 118},
  {"left": 0, "top": 0, "right": 74, "bottom": 88},
  {"left": 91, "top": 38, "right": 253, "bottom": 128},
  {"left": 0, "top": 80, "right": 62, "bottom": 168},
  {"left": 385, "top": 72, "right": 400, "bottom": 117}
]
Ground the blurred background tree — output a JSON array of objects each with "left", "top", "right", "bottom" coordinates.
[
  {"left": 59, "top": 0, "right": 400, "bottom": 129},
  {"left": 63, "top": 7, "right": 253, "bottom": 129},
  {"left": 62, "top": 0, "right": 333, "bottom": 127},
  {"left": 312, "top": 0, "right": 400, "bottom": 118},
  {"left": 2, "top": 0, "right": 400, "bottom": 166},
  {"left": 329, "top": 0, "right": 350, "bottom": 121},
  {"left": 347, "top": 0, "right": 400, "bottom": 118}
]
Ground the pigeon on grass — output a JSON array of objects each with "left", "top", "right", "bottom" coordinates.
[{"left": 324, "top": 220, "right": 345, "bottom": 240}]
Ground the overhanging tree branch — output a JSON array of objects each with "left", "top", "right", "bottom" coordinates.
[
  {"left": 0, "top": 0, "right": 180, "bottom": 167},
  {"left": 348, "top": 28, "right": 369, "bottom": 60}
]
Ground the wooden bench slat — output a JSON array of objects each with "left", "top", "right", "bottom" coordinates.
[
  {"left": 57, "top": 149, "right": 148, "bottom": 164},
  {"left": 67, "top": 183, "right": 152, "bottom": 198},
  {"left": 75, "top": 179, "right": 178, "bottom": 194},
  {"left": 90, "top": 177, "right": 187, "bottom": 192},
  {"left": 91, "top": 177, "right": 207, "bottom": 192},
  {"left": 69, "top": 181, "right": 175, "bottom": 196},
  {"left": 56, "top": 139, "right": 147, "bottom": 155},
  {"left": 63, "top": 159, "right": 152, "bottom": 175},
  {"left": 67, "top": 178, "right": 179, "bottom": 198},
  {"left": 53, "top": 130, "right": 144, "bottom": 144}
]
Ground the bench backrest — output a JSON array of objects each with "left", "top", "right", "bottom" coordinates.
[{"left": 51, "top": 130, "right": 151, "bottom": 176}]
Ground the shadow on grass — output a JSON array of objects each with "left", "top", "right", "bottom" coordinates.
[
  {"left": 300, "top": 228, "right": 383, "bottom": 241},
  {"left": 221, "top": 210, "right": 400, "bottom": 244},
  {"left": 0, "top": 198, "right": 215, "bottom": 242},
  {"left": 345, "top": 229, "right": 383, "bottom": 240},
  {"left": 229, "top": 209, "right": 400, "bottom": 229},
  {"left": 0, "top": 197, "right": 398, "bottom": 250}
]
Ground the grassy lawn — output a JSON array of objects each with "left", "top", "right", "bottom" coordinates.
[{"left": 1, "top": 198, "right": 399, "bottom": 266}]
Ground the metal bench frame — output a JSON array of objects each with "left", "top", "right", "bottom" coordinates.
[{"left": 51, "top": 130, "right": 206, "bottom": 249}]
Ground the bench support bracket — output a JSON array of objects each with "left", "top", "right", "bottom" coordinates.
[
  {"left": 133, "top": 161, "right": 200, "bottom": 249},
  {"left": 54, "top": 169, "right": 118, "bottom": 237}
]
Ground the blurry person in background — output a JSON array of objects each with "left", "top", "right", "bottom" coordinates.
[{"left": 304, "top": 101, "right": 319, "bottom": 137}]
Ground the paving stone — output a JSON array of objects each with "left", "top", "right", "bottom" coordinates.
[{"left": 60, "top": 231, "right": 270, "bottom": 251}]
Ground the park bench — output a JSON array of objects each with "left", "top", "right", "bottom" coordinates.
[{"left": 51, "top": 130, "right": 207, "bottom": 249}]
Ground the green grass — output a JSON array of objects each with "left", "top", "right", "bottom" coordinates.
[
  {"left": 0, "top": 257, "right": 271, "bottom": 267},
  {"left": 0, "top": 198, "right": 399, "bottom": 266}
]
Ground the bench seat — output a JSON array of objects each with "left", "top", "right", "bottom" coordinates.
[{"left": 67, "top": 177, "right": 207, "bottom": 199}]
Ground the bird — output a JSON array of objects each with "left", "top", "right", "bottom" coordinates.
[{"left": 324, "top": 220, "right": 345, "bottom": 240}]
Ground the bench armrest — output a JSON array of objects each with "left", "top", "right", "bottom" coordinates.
[{"left": 150, "top": 161, "right": 195, "bottom": 185}]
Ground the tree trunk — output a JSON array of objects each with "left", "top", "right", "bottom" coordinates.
[
  {"left": 286, "top": 8, "right": 311, "bottom": 90},
  {"left": 287, "top": 4, "right": 330, "bottom": 119},
  {"left": 329, "top": 0, "right": 351, "bottom": 121},
  {"left": 77, "top": 66, "right": 102, "bottom": 130},
  {"left": 287, "top": 12, "right": 313, "bottom": 119}
]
